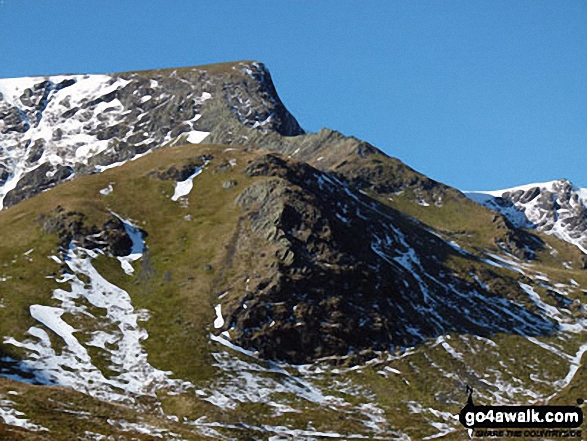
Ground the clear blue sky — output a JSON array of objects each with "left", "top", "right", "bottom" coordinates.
[{"left": 1, "top": 1, "right": 585, "bottom": 190}]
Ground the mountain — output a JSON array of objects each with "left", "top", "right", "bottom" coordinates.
[
  {"left": 467, "top": 180, "right": 587, "bottom": 259},
  {"left": 0, "top": 61, "right": 303, "bottom": 208},
  {"left": 0, "top": 62, "right": 586, "bottom": 440}
]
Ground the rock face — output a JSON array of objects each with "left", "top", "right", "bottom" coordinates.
[
  {"left": 467, "top": 179, "right": 587, "bottom": 255},
  {"left": 217, "top": 154, "right": 556, "bottom": 364},
  {"left": 0, "top": 61, "right": 303, "bottom": 208}
]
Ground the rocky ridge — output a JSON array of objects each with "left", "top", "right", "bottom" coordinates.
[{"left": 218, "top": 153, "right": 558, "bottom": 364}]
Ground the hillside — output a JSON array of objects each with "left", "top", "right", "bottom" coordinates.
[{"left": 0, "top": 61, "right": 586, "bottom": 440}]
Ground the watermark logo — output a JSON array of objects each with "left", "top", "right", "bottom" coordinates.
[{"left": 458, "top": 386, "right": 583, "bottom": 438}]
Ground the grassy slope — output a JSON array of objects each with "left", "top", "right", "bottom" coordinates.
[
  {"left": 1, "top": 140, "right": 586, "bottom": 439},
  {"left": 0, "top": 143, "right": 386, "bottom": 438},
  {"left": 381, "top": 190, "right": 587, "bottom": 396},
  {"left": 0, "top": 143, "right": 255, "bottom": 438},
  {"left": 0, "top": 378, "right": 213, "bottom": 440}
]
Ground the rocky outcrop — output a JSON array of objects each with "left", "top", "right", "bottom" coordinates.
[
  {"left": 3, "top": 164, "right": 73, "bottom": 207},
  {"left": 214, "top": 154, "right": 557, "bottom": 364},
  {"left": 150, "top": 154, "right": 213, "bottom": 181},
  {"left": 39, "top": 207, "right": 138, "bottom": 257}
]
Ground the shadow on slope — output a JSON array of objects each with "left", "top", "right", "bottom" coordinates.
[
  {"left": 213, "top": 153, "right": 558, "bottom": 365},
  {"left": 0, "top": 346, "right": 53, "bottom": 386}
]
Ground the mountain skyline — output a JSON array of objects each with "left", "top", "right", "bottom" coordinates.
[
  {"left": 1, "top": 1, "right": 585, "bottom": 192},
  {"left": 0, "top": 60, "right": 585, "bottom": 439}
]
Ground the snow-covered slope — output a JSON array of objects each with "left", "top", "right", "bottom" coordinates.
[
  {"left": 466, "top": 179, "right": 587, "bottom": 255},
  {"left": 0, "top": 73, "right": 209, "bottom": 209},
  {"left": 0, "top": 61, "right": 304, "bottom": 209}
]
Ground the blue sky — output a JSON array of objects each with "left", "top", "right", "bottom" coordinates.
[{"left": 1, "top": 1, "right": 585, "bottom": 190}]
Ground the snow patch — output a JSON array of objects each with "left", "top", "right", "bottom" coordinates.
[
  {"left": 111, "top": 213, "right": 145, "bottom": 275},
  {"left": 0, "top": 398, "right": 48, "bottom": 432},
  {"left": 99, "top": 184, "right": 113, "bottom": 195},
  {"left": 214, "top": 304, "right": 225, "bottom": 329},
  {"left": 171, "top": 167, "right": 203, "bottom": 202},
  {"left": 4, "top": 243, "right": 190, "bottom": 403},
  {"left": 186, "top": 131, "right": 209, "bottom": 144}
]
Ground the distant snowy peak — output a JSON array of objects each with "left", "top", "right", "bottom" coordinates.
[
  {"left": 0, "top": 61, "right": 304, "bottom": 209},
  {"left": 466, "top": 179, "right": 587, "bottom": 254}
]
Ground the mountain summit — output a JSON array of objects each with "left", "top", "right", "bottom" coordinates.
[
  {"left": 0, "top": 61, "right": 303, "bottom": 208},
  {"left": 0, "top": 62, "right": 586, "bottom": 440}
]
